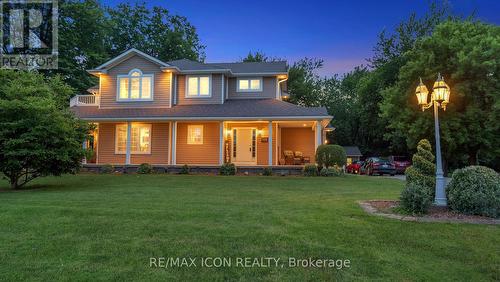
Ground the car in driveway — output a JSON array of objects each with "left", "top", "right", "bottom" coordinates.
[
  {"left": 346, "top": 161, "right": 364, "bottom": 174},
  {"left": 388, "top": 156, "right": 411, "bottom": 174},
  {"left": 364, "top": 157, "right": 396, "bottom": 176}
]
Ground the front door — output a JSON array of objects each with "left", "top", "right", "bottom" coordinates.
[{"left": 232, "top": 128, "right": 256, "bottom": 165}]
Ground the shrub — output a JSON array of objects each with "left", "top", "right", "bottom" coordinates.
[
  {"left": 447, "top": 166, "right": 500, "bottom": 218},
  {"left": 319, "top": 166, "right": 343, "bottom": 177},
  {"left": 219, "top": 163, "right": 236, "bottom": 175},
  {"left": 400, "top": 183, "right": 433, "bottom": 214},
  {"left": 405, "top": 139, "right": 436, "bottom": 194},
  {"left": 315, "top": 145, "right": 346, "bottom": 168},
  {"left": 179, "top": 164, "right": 190, "bottom": 175},
  {"left": 100, "top": 164, "right": 114, "bottom": 174},
  {"left": 262, "top": 167, "right": 273, "bottom": 176},
  {"left": 137, "top": 163, "right": 153, "bottom": 174},
  {"left": 303, "top": 164, "right": 318, "bottom": 176}
]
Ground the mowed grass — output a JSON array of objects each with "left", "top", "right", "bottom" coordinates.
[{"left": 0, "top": 174, "right": 498, "bottom": 281}]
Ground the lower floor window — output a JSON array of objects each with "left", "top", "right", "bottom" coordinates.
[{"left": 115, "top": 124, "right": 151, "bottom": 154}]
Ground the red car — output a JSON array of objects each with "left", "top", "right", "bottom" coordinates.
[
  {"left": 346, "top": 161, "right": 364, "bottom": 174},
  {"left": 388, "top": 156, "right": 411, "bottom": 174}
]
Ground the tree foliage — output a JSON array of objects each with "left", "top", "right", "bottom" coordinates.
[
  {"left": 0, "top": 70, "right": 90, "bottom": 189},
  {"left": 381, "top": 20, "right": 500, "bottom": 168},
  {"left": 107, "top": 2, "right": 205, "bottom": 62},
  {"left": 48, "top": 0, "right": 206, "bottom": 93}
]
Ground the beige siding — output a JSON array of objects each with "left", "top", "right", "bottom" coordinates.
[
  {"left": 227, "top": 77, "right": 277, "bottom": 99},
  {"left": 97, "top": 122, "right": 169, "bottom": 165},
  {"left": 176, "top": 122, "right": 220, "bottom": 165},
  {"left": 280, "top": 127, "right": 316, "bottom": 163},
  {"left": 100, "top": 54, "right": 171, "bottom": 109},
  {"left": 176, "top": 74, "right": 223, "bottom": 105}
]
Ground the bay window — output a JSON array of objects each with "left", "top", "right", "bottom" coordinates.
[
  {"left": 115, "top": 124, "right": 152, "bottom": 154},
  {"left": 117, "top": 69, "right": 153, "bottom": 101}
]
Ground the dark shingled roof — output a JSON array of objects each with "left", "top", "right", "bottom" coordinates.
[
  {"left": 342, "top": 146, "right": 362, "bottom": 156},
  {"left": 167, "top": 59, "right": 287, "bottom": 74},
  {"left": 167, "top": 59, "right": 228, "bottom": 71},
  {"left": 72, "top": 99, "right": 330, "bottom": 120}
]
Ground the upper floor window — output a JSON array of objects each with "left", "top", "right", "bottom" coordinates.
[
  {"left": 186, "top": 75, "right": 211, "bottom": 97},
  {"left": 237, "top": 78, "right": 262, "bottom": 92},
  {"left": 115, "top": 124, "right": 152, "bottom": 154},
  {"left": 117, "top": 69, "right": 153, "bottom": 101}
]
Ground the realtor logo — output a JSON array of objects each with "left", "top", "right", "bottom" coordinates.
[{"left": 0, "top": 0, "right": 58, "bottom": 69}]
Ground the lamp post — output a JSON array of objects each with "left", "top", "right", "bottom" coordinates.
[{"left": 415, "top": 74, "right": 450, "bottom": 206}]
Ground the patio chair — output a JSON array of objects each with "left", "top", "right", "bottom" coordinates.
[
  {"left": 283, "top": 150, "right": 295, "bottom": 165},
  {"left": 293, "top": 151, "right": 305, "bottom": 165}
]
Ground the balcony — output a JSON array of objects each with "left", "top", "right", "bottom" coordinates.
[{"left": 70, "top": 95, "right": 100, "bottom": 107}]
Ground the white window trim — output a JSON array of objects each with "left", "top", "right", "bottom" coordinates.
[
  {"left": 115, "top": 124, "right": 152, "bottom": 154},
  {"left": 185, "top": 75, "right": 212, "bottom": 98},
  {"left": 116, "top": 69, "right": 154, "bottom": 102},
  {"left": 236, "top": 77, "right": 263, "bottom": 92},
  {"left": 187, "top": 125, "right": 204, "bottom": 145}
]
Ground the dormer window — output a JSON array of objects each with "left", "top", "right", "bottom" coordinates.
[
  {"left": 117, "top": 69, "right": 153, "bottom": 101},
  {"left": 186, "top": 75, "right": 211, "bottom": 97},
  {"left": 237, "top": 78, "right": 262, "bottom": 92}
]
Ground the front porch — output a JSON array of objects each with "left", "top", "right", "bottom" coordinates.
[{"left": 84, "top": 120, "right": 329, "bottom": 167}]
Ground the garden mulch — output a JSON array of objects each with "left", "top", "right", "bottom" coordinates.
[{"left": 359, "top": 200, "right": 500, "bottom": 225}]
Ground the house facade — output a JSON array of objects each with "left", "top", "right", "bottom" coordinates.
[{"left": 71, "top": 49, "right": 332, "bottom": 167}]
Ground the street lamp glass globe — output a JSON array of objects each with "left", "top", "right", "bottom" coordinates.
[
  {"left": 415, "top": 78, "right": 429, "bottom": 105},
  {"left": 432, "top": 74, "right": 450, "bottom": 103}
]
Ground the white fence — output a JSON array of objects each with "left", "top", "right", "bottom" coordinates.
[{"left": 70, "top": 95, "right": 100, "bottom": 107}]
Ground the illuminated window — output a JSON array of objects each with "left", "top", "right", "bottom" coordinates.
[
  {"left": 117, "top": 69, "right": 153, "bottom": 101},
  {"left": 115, "top": 124, "right": 151, "bottom": 154},
  {"left": 237, "top": 78, "right": 262, "bottom": 92},
  {"left": 187, "top": 76, "right": 211, "bottom": 97},
  {"left": 187, "top": 125, "right": 203, "bottom": 144}
]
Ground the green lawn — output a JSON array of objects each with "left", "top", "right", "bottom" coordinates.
[{"left": 0, "top": 174, "right": 498, "bottom": 281}]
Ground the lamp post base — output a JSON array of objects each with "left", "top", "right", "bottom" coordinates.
[{"left": 434, "top": 174, "right": 447, "bottom": 206}]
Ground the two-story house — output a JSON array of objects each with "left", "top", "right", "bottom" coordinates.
[{"left": 71, "top": 49, "right": 332, "bottom": 167}]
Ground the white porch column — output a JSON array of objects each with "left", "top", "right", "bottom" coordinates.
[
  {"left": 82, "top": 140, "right": 87, "bottom": 164},
  {"left": 315, "top": 121, "right": 322, "bottom": 149},
  {"left": 219, "top": 121, "right": 224, "bottom": 165},
  {"left": 268, "top": 121, "right": 273, "bottom": 166},
  {"left": 125, "top": 121, "right": 132, "bottom": 165},
  {"left": 171, "top": 121, "right": 177, "bottom": 165}
]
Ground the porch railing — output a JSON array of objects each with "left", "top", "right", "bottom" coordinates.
[{"left": 70, "top": 95, "right": 100, "bottom": 107}]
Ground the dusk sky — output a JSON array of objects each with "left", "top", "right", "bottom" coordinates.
[{"left": 109, "top": 0, "right": 500, "bottom": 77}]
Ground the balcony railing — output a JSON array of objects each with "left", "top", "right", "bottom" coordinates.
[{"left": 70, "top": 95, "right": 100, "bottom": 107}]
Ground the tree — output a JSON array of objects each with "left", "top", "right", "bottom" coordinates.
[
  {"left": 287, "top": 58, "right": 324, "bottom": 107},
  {"left": 241, "top": 51, "right": 270, "bottom": 62},
  {"left": 107, "top": 2, "right": 205, "bottom": 62},
  {"left": 53, "top": 0, "right": 111, "bottom": 92},
  {"left": 380, "top": 20, "right": 500, "bottom": 169},
  {"left": 0, "top": 70, "right": 90, "bottom": 189}
]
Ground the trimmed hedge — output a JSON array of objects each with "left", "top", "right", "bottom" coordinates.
[
  {"left": 319, "top": 166, "right": 343, "bottom": 177},
  {"left": 400, "top": 183, "right": 433, "bottom": 214},
  {"left": 405, "top": 139, "right": 436, "bottom": 193},
  {"left": 220, "top": 163, "right": 236, "bottom": 175},
  {"left": 447, "top": 166, "right": 500, "bottom": 218},
  {"left": 137, "top": 163, "right": 153, "bottom": 174},
  {"left": 303, "top": 164, "right": 318, "bottom": 176},
  {"left": 315, "top": 144, "right": 346, "bottom": 168},
  {"left": 262, "top": 167, "right": 273, "bottom": 176},
  {"left": 100, "top": 164, "right": 114, "bottom": 174},
  {"left": 179, "top": 164, "right": 190, "bottom": 175}
]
